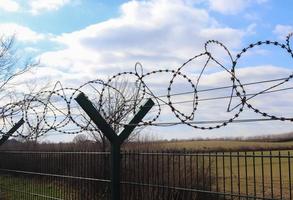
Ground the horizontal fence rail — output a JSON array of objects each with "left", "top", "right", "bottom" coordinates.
[{"left": 0, "top": 150, "right": 292, "bottom": 199}]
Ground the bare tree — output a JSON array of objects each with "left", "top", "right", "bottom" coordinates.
[
  {"left": 0, "top": 36, "right": 35, "bottom": 94},
  {"left": 86, "top": 77, "right": 145, "bottom": 151},
  {"left": 0, "top": 35, "right": 37, "bottom": 145}
]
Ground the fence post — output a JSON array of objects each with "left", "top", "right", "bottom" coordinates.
[
  {"left": 111, "top": 142, "right": 121, "bottom": 200},
  {"left": 75, "top": 92, "right": 154, "bottom": 200},
  {"left": 0, "top": 118, "right": 25, "bottom": 146}
]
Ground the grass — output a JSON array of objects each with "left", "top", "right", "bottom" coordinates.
[
  {"left": 197, "top": 150, "right": 293, "bottom": 199},
  {"left": 0, "top": 175, "right": 75, "bottom": 200},
  {"left": 1, "top": 140, "right": 292, "bottom": 199},
  {"left": 149, "top": 140, "right": 293, "bottom": 199},
  {"left": 156, "top": 140, "right": 293, "bottom": 151}
]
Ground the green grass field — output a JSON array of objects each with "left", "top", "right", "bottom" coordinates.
[{"left": 0, "top": 175, "right": 74, "bottom": 200}]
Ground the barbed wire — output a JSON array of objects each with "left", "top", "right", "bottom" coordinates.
[{"left": 1, "top": 33, "right": 293, "bottom": 140}]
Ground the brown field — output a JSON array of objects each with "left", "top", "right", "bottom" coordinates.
[
  {"left": 125, "top": 139, "right": 293, "bottom": 199},
  {"left": 140, "top": 140, "right": 293, "bottom": 152}
]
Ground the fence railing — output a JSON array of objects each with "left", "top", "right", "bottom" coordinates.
[{"left": 0, "top": 150, "right": 292, "bottom": 199}]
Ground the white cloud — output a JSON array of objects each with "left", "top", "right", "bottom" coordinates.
[
  {"left": 207, "top": 0, "right": 267, "bottom": 15},
  {"left": 39, "top": 0, "right": 245, "bottom": 79},
  {"left": 208, "top": 0, "right": 249, "bottom": 14},
  {"left": 0, "top": 23, "right": 45, "bottom": 42},
  {"left": 200, "top": 27, "right": 244, "bottom": 47},
  {"left": 28, "top": 0, "right": 70, "bottom": 15},
  {"left": 24, "top": 47, "right": 40, "bottom": 53},
  {"left": 20, "top": 0, "right": 292, "bottom": 140},
  {"left": 273, "top": 24, "right": 293, "bottom": 39},
  {"left": 0, "top": 0, "right": 20, "bottom": 12}
]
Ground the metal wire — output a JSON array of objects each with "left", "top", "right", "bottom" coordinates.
[{"left": 1, "top": 32, "right": 293, "bottom": 139}]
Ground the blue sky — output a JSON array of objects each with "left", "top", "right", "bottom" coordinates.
[
  {"left": 1, "top": 0, "right": 292, "bottom": 58},
  {"left": 1, "top": 0, "right": 293, "bottom": 141}
]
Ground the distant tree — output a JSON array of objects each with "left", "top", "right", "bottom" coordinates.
[{"left": 73, "top": 134, "right": 89, "bottom": 144}]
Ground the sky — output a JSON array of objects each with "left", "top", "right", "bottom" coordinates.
[{"left": 1, "top": 0, "right": 293, "bottom": 142}]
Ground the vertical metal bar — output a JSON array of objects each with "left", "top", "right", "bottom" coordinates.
[
  {"left": 190, "top": 152, "right": 193, "bottom": 189},
  {"left": 84, "top": 152, "right": 90, "bottom": 199},
  {"left": 261, "top": 151, "right": 265, "bottom": 198},
  {"left": 81, "top": 152, "right": 85, "bottom": 200},
  {"left": 157, "top": 151, "right": 160, "bottom": 186},
  {"left": 129, "top": 151, "right": 132, "bottom": 200},
  {"left": 173, "top": 151, "right": 175, "bottom": 197},
  {"left": 135, "top": 150, "right": 141, "bottom": 199},
  {"left": 91, "top": 152, "right": 94, "bottom": 200},
  {"left": 184, "top": 150, "right": 187, "bottom": 188},
  {"left": 289, "top": 151, "right": 292, "bottom": 200},
  {"left": 153, "top": 151, "right": 156, "bottom": 199},
  {"left": 245, "top": 151, "right": 248, "bottom": 200},
  {"left": 172, "top": 152, "right": 176, "bottom": 199},
  {"left": 75, "top": 152, "right": 78, "bottom": 200},
  {"left": 24, "top": 152, "right": 26, "bottom": 200},
  {"left": 128, "top": 151, "right": 131, "bottom": 199},
  {"left": 203, "top": 153, "right": 205, "bottom": 189},
  {"left": 157, "top": 150, "right": 160, "bottom": 199},
  {"left": 137, "top": 151, "right": 141, "bottom": 198},
  {"left": 65, "top": 152, "right": 68, "bottom": 200},
  {"left": 288, "top": 151, "right": 292, "bottom": 200},
  {"left": 54, "top": 152, "right": 57, "bottom": 199},
  {"left": 49, "top": 151, "right": 52, "bottom": 200},
  {"left": 126, "top": 151, "right": 129, "bottom": 199},
  {"left": 279, "top": 151, "right": 282, "bottom": 200},
  {"left": 148, "top": 152, "right": 151, "bottom": 200},
  {"left": 167, "top": 151, "right": 170, "bottom": 197},
  {"left": 196, "top": 153, "right": 199, "bottom": 188},
  {"left": 209, "top": 152, "right": 211, "bottom": 191},
  {"left": 151, "top": 151, "right": 154, "bottom": 199},
  {"left": 150, "top": 152, "right": 154, "bottom": 200},
  {"left": 162, "top": 152, "right": 165, "bottom": 199},
  {"left": 82, "top": 152, "right": 85, "bottom": 200},
  {"left": 216, "top": 152, "right": 219, "bottom": 199},
  {"left": 166, "top": 151, "right": 170, "bottom": 199},
  {"left": 122, "top": 150, "right": 129, "bottom": 198},
  {"left": 223, "top": 152, "right": 226, "bottom": 199},
  {"left": 253, "top": 151, "right": 256, "bottom": 199},
  {"left": 270, "top": 150, "right": 274, "bottom": 199},
  {"left": 137, "top": 151, "right": 140, "bottom": 199},
  {"left": 237, "top": 151, "right": 240, "bottom": 200},
  {"left": 39, "top": 152, "right": 42, "bottom": 198},
  {"left": 72, "top": 152, "right": 76, "bottom": 200},
  {"left": 143, "top": 152, "right": 146, "bottom": 200},
  {"left": 230, "top": 151, "right": 233, "bottom": 198},
  {"left": 179, "top": 152, "right": 181, "bottom": 187},
  {"left": 89, "top": 152, "right": 91, "bottom": 200},
  {"left": 134, "top": 151, "right": 137, "bottom": 198},
  {"left": 111, "top": 143, "right": 121, "bottom": 200},
  {"left": 76, "top": 152, "right": 78, "bottom": 200},
  {"left": 58, "top": 152, "right": 61, "bottom": 199},
  {"left": 183, "top": 151, "right": 186, "bottom": 199}
]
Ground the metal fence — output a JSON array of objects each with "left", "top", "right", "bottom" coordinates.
[{"left": 0, "top": 150, "right": 292, "bottom": 200}]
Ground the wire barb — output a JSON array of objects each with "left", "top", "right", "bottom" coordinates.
[{"left": 1, "top": 32, "right": 293, "bottom": 140}]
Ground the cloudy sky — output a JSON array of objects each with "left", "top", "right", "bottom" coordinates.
[{"left": 1, "top": 0, "right": 293, "bottom": 141}]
